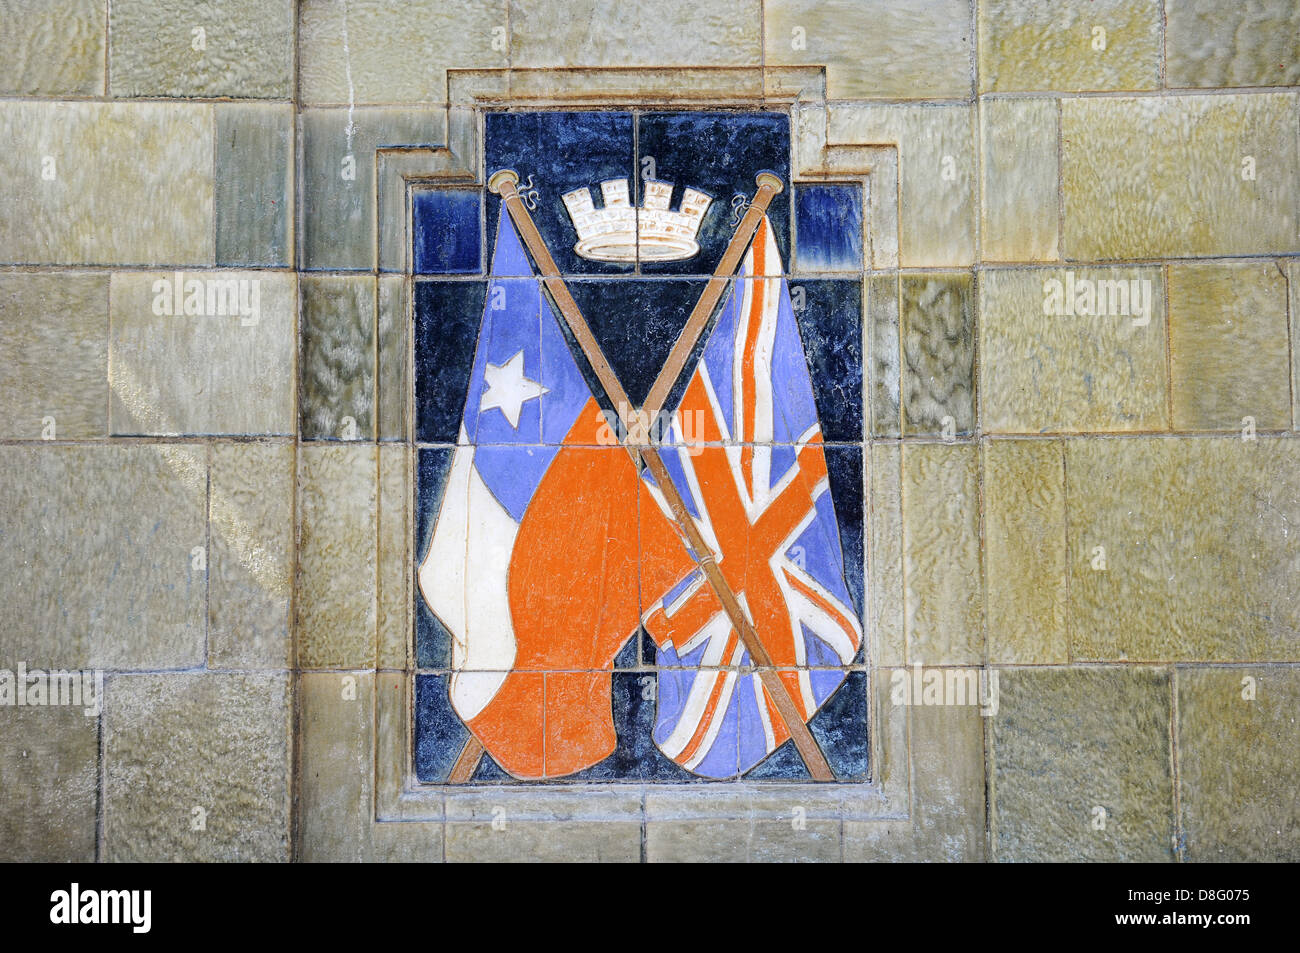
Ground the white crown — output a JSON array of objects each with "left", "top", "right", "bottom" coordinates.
[{"left": 561, "top": 179, "right": 712, "bottom": 263}]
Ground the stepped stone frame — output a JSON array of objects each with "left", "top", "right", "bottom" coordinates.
[{"left": 297, "top": 64, "right": 985, "bottom": 861}]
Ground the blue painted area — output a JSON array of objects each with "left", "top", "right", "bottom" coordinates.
[
  {"left": 795, "top": 183, "right": 863, "bottom": 273},
  {"left": 413, "top": 188, "right": 481, "bottom": 274}
]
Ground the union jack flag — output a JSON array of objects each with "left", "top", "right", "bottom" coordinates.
[{"left": 638, "top": 217, "right": 863, "bottom": 777}]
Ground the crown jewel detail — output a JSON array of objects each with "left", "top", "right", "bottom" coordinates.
[{"left": 561, "top": 179, "right": 712, "bottom": 263}]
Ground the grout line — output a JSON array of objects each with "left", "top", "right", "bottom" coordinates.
[{"left": 1169, "top": 665, "right": 1183, "bottom": 861}]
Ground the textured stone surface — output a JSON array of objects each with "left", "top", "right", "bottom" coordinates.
[
  {"left": 1062, "top": 94, "right": 1299, "bottom": 260},
  {"left": 299, "top": 672, "right": 372, "bottom": 862},
  {"left": 900, "top": 272, "right": 975, "bottom": 437},
  {"left": 0, "top": 273, "right": 107, "bottom": 441},
  {"left": 300, "top": 109, "right": 446, "bottom": 271},
  {"left": 980, "top": 98, "right": 1059, "bottom": 262},
  {"left": 109, "top": 271, "right": 295, "bottom": 436},
  {"left": 1168, "top": 261, "right": 1291, "bottom": 432},
  {"left": 0, "top": 102, "right": 213, "bottom": 266},
  {"left": 1178, "top": 667, "right": 1300, "bottom": 861},
  {"left": 215, "top": 103, "right": 293, "bottom": 267},
  {"left": 448, "top": 821, "right": 642, "bottom": 862},
  {"left": 0, "top": 0, "right": 105, "bottom": 95},
  {"left": 300, "top": 275, "right": 375, "bottom": 440},
  {"left": 109, "top": 0, "right": 293, "bottom": 98},
  {"left": 984, "top": 440, "right": 1068, "bottom": 664},
  {"left": 0, "top": 706, "right": 98, "bottom": 862},
  {"left": 867, "top": 274, "right": 901, "bottom": 438},
  {"left": 767, "top": 0, "right": 970, "bottom": 99},
  {"left": 0, "top": 445, "right": 206, "bottom": 670},
  {"left": 644, "top": 819, "right": 840, "bottom": 862},
  {"left": 299, "top": 0, "right": 507, "bottom": 105},
  {"left": 377, "top": 275, "right": 409, "bottom": 441},
  {"left": 903, "top": 444, "right": 982, "bottom": 666},
  {"left": 979, "top": 0, "right": 1161, "bottom": 92},
  {"left": 297, "top": 445, "right": 376, "bottom": 669},
  {"left": 979, "top": 266, "right": 1168, "bottom": 433},
  {"left": 906, "top": 700, "right": 988, "bottom": 859},
  {"left": 208, "top": 443, "right": 294, "bottom": 669},
  {"left": 828, "top": 105, "right": 976, "bottom": 268},
  {"left": 514, "top": 0, "right": 760, "bottom": 69},
  {"left": 377, "top": 446, "right": 411, "bottom": 670},
  {"left": 991, "top": 667, "right": 1174, "bottom": 862},
  {"left": 1166, "top": 0, "right": 1300, "bottom": 88},
  {"left": 869, "top": 443, "right": 904, "bottom": 667},
  {"left": 104, "top": 673, "right": 291, "bottom": 862},
  {"left": 1293, "top": 262, "right": 1300, "bottom": 432},
  {"left": 1067, "top": 437, "right": 1300, "bottom": 661}
]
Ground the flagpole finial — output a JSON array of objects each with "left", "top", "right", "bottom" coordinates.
[
  {"left": 755, "top": 172, "right": 784, "bottom": 194},
  {"left": 488, "top": 169, "right": 519, "bottom": 194}
]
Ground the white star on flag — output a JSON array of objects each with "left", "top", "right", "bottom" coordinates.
[{"left": 479, "top": 349, "right": 549, "bottom": 429}]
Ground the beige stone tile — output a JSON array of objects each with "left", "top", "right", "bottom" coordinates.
[
  {"left": 0, "top": 445, "right": 206, "bottom": 670},
  {"left": 215, "top": 103, "right": 293, "bottom": 267},
  {"left": 1166, "top": 0, "right": 1300, "bottom": 89},
  {"left": 991, "top": 667, "right": 1174, "bottom": 862},
  {"left": 842, "top": 820, "right": 932, "bottom": 861},
  {"left": 514, "top": 0, "right": 760, "bottom": 69},
  {"left": 0, "top": 0, "right": 105, "bottom": 96},
  {"left": 979, "top": 266, "right": 1168, "bottom": 433},
  {"left": 983, "top": 440, "right": 1068, "bottom": 664},
  {"left": 298, "top": 445, "right": 377, "bottom": 670},
  {"left": 901, "top": 272, "right": 975, "bottom": 436},
  {"left": 377, "top": 275, "right": 409, "bottom": 442},
  {"left": 828, "top": 104, "right": 976, "bottom": 267},
  {"left": 868, "top": 274, "right": 900, "bottom": 438},
  {"left": 300, "top": 109, "right": 446, "bottom": 271},
  {"left": 377, "top": 446, "right": 412, "bottom": 670},
  {"left": 0, "top": 102, "right": 213, "bottom": 267},
  {"left": 109, "top": 0, "right": 292, "bottom": 99},
  {"left": 369, "top": 822, "right": 444, "bottom": 862},
  {"left": 0, "top": 273, "right": 107, "bottom": 440},
  {"left": 0, "top": 706, "right": 98, "bottom": 862},
  {"left": 644, "top": 819, "right": 841, "bottom": 862},
  {"left": 299, "top": 0, "right": 507, "bottom": 105},
  {"left": 104, "top": 673, "right": 291, "bottom": 862},
  {"left": 1062, "top": 94, "right": 1300, "bottom": 260},
  {"left": 907, "top": 700, "right": 988, "bottom": 860},
  {"left": 902, "top": 444, "right": 982, "bottom": 666},
  {"left": 869, "top": 444, "right": 904, "bottom": 667},
  {"left": 980, "top": 98, "right": 1060, "bottom": 262},
  {"left": 1292, "top": 261, "right": 1300, "bottom": 432},
  {"left": 299, "top": 672, "right": 373, "bottom": 862},
  {"left": 446, "top": 821, "right": 641, "bottom": 862},
  {"left": 109, "top": 271, "right": 295, "bottom": 436},
  {"left": 766, "top": 0, "right": 970, "bottom": 100},
  {"left": 300, "top": 275, "right": 375, "bottom": 440},
  {"left": 978, "top": 0, "right": 1161, "bottom": 92},
  {"left": 1169, "top": 261, "right": 1291, "bottom": 432},
  {"left": 208, "top": 443, "right": 293, "bottom": 670},
  {"left": 1177, "top": 667, "right": 1300, "bottom": 861},
  {"left": 1066, "top": 437, "right": 1300, "bottom": 661}
]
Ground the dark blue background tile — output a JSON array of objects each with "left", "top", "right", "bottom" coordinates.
[
  {"left": 637, "top": 111, "right": 791, "bottom": 275},
  {"left": 795, "top": 183, "right": 864, "bottom": 273},
  {"left": 415, "top": 673, "right": 473, "bottom": 783},
  {"left": 414, "top": 280, "right": 486, "bottom": 444},
  {"left": 413, "top": 188, "right": 482, "bottom": 275},
  {"left": 824, "top": 444, "right": 866, "bottom": 621},
  {"left": 791, "top": 278, "right": 864, "bottom": 442},
  {"left": 415, "top": 447, "right": 454, "bottom": 669},
  {"left": 484, "top": 111, "right": 635, "bottom": 276}
]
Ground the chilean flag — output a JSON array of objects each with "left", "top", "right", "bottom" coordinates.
[{"left": 419, "top": 207, "right": 861, "bottom": 780}]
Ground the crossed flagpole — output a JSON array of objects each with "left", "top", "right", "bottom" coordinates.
[{"left": 445, "top": 169, "right": 835, "bottom": 783}]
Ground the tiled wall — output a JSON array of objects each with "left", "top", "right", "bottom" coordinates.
[{"left": 1, "top": 0, "right": 1297, "bottom": 862}]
